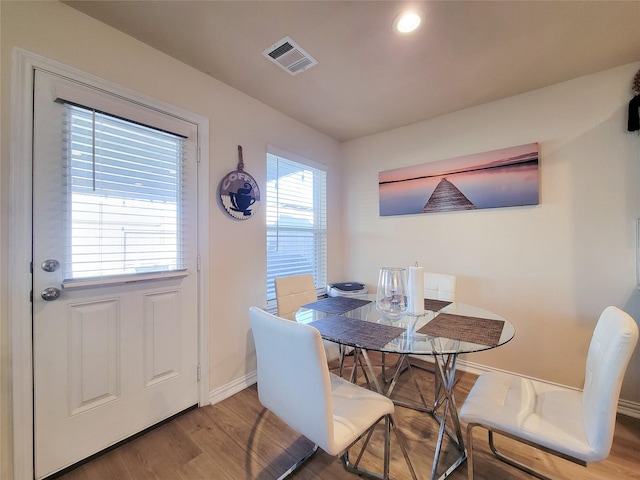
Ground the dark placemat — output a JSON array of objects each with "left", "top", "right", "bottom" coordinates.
[
  {"left": 309, "top": 315, "right": 405, "bottom": 350},
  {"left": 424, "top": 299, "right": 452, "bottom": 312},
  {"left": 302, "top": 296, "right": 371, "bottom": 315},
  {"left": 416, "top": 313, "right": 505, "bottom": 347}
]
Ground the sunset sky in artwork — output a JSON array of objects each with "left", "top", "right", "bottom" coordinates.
[{"left": 379, "top": 143, "right": 538, "bottom": 184}]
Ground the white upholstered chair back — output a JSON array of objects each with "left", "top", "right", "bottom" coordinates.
[
  {"left": 274, "top": 274, "right": 317, "bottom": 320},
  {"left": 424, "top": 272, "right": 456, "bottom": 301},
  {"left": 249, "top": 307, "right": 415, "bottom": 479},
  {"left": 249, "top": 306, "right": 335, "bottom": 452},
  {"left": 582, "top": 306, "right": 638, "bottom": 460}
]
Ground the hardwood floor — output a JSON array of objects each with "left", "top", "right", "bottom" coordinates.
[{"left": 57, "top": 355, "right": 640, "bottom": 480}]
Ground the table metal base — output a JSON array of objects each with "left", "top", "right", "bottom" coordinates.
[{"left": 350, "top": 348, "right": 466, "bottom": 480}]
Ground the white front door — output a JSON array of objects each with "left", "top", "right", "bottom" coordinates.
[{"left": 32, "top": 69, "right": 200, "bottom": 479}]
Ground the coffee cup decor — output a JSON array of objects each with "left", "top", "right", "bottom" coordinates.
[{"left": 218, "top": 145, "right": 260, "bottom": 220}]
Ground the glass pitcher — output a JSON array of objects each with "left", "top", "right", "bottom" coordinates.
[{"left": 375, "top": 267, "right": 408, "bottom": 320}]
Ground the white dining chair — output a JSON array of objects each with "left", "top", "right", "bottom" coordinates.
[
  {"left": 274, "top": 273, "right": 340, "bottom": 362},
  {"left": 424, "top": 271, "right": 457, "bottom": 301},
  {"left": 274, "top": 273, "right": 318, "bottom": 320},
  {"left": 249, "top": 306, "right": 417, "bottom": 480},
  {"left": 460, "top": 305, "right": 638, "bottom": 480}
]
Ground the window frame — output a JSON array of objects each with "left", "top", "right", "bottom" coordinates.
[{"left": 266, "top": 147, "right": 328, "bottom": 310}]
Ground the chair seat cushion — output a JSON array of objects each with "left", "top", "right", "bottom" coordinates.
[
  {"left": 460, "top": 371, "right": 600, "bottom": 461},
  {"left": 328, "top": 373, "right": 395, "bottom": 455}
]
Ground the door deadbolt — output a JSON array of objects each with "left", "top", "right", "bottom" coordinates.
[
  {"left": 41, "top": 287, "right": 61, "bottom": 301},
  {"left": 41, "top": 259, "right": 60, "bottom": 272}
]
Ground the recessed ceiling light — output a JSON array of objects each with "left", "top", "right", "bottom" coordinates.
[{"left": 393, "top": 10, "right": 422, "bottom": 34}]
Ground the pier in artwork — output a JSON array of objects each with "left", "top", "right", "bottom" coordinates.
[{"left": 423, "top": 178, "right": 476, "bottom": 213}]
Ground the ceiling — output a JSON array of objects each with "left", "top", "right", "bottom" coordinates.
[{"left": 64, "top": 1, "right": 640, "bottom": 142}]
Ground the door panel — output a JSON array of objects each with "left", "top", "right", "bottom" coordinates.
[
  {"left": 32, "top": 69, "right": 200, "bottom": 479},
  {"left": 144, "top": 289, "right": 182, "bottom": 386},
  {"left": 69, "top": 298, "right": 120, "bottom": 414}
]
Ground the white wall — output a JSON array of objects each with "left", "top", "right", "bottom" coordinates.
[
  {"left": 2, "top": 1, "right": 639, "bottom": 478},
  {"left": 341, "top": 62, "right": 640, "bottom": 404},
  {"left": 0, "top": 2, "right": 343, "bottom": 478}
]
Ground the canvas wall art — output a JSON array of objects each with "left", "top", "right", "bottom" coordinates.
[{"left": 378, "top": 143, "right": 539, "bottom": 216}]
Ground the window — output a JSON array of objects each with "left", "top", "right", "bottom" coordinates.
[
  {"left": 266, "top": 152, "right": 327, "bottom": 307},
  {"left": 63, "top": 103, "right": 185, "bottom": 281}
]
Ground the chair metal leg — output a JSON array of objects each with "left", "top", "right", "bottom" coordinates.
[
  {"left": 383, "top": 414, "right": 391, "bottom": 479},
  {"left": 276, "top": 444, "right": 319, "bottom": 480},
  {"left": 341, "top": 414, "right": 418, "bottom": 480},
  {"left": 487, "top": 430, "right": 553, "bottom": 480},
  {"left": 467, "top": 422, "right": 587, "bottom": 480}
]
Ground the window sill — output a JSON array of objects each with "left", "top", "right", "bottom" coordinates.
[{"left": 62, "top": 270, "right": 188, "bottom": 290}]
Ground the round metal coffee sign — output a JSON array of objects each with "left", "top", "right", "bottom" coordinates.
[{"left": 218, "top": 146, "right": 260, "bottom": 220}]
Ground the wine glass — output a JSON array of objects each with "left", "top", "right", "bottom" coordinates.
[{"left": 375, "top": 267, "right": 409, "bottom": 321}]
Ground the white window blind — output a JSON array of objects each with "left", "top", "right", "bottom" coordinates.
[
  {"left": 266, "top": 153, "right": 327, "bottom": 306},
  {"left": 63, "top": 103, "right": 185, "bottom": 281}
]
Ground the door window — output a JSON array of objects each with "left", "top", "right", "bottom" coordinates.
[{"left": 63, "top": 104, "right": 185, "bottom": 280}]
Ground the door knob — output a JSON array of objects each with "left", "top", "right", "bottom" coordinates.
[{"left": 41, "top": 287, "right": 61, "bottom": 301}]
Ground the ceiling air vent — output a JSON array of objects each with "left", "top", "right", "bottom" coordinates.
[{"left": 262, "top": 36, "right": 318, "bottom": 76}]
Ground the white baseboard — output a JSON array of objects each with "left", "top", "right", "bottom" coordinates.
[
  {"left": 618, "top": 398, "right": 640, "bottom": 419},
  {"left": 208, "top": 371, "right": 257, "bottom": 405},
  {"left": 208, "top": 360, "right": 640, "bottom": 420}
]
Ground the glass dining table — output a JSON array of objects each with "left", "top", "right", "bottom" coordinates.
[{"left": 295, "top": 294, "right": 515, "bottom": 480}]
